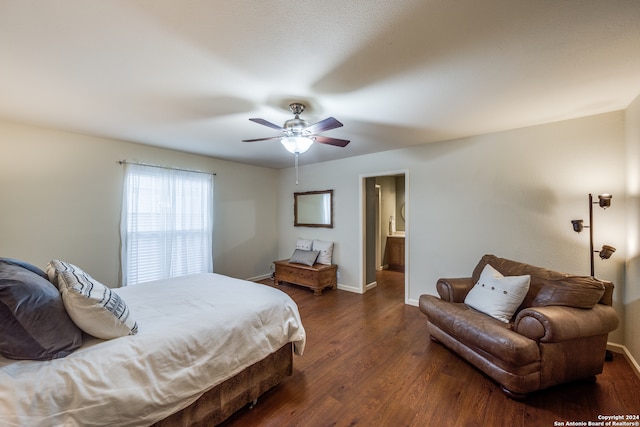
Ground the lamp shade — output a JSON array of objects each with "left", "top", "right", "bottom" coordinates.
[
  {"left": 281, "top": 136, "right": 314, "bottom": 154},
  {"left": 571, "top": 219, "right": 584, "bottom": 233},
  {"left": 598, "top": 194, "right": 612, "bottom": 208},
  {"left": 599, "top": 245, "right": 616, "bottom": 259}
]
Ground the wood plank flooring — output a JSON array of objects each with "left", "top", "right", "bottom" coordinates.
[{"left": 220, "top": 270, "right": 640, "bottom": 427}]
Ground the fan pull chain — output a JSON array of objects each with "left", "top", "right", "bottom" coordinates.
[{"left": 294, "top": 152, "right": 299, "bottom": 185}]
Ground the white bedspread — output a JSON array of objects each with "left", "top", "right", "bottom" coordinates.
[{"left": 0, "top": 273, "right": 306, "bottom": 427}]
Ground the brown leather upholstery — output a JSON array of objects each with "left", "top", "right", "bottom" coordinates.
[{"left": 419, "top": 255, "right": 619, "bottom": 398}]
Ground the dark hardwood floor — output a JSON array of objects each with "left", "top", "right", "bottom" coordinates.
[{"left": 221, "top": 270, "right": 640, "bottom": 427}]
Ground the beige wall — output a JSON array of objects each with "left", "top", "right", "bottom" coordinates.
[
  {"left": 625, "top": 93, "right": 640, "bottom": 365},
  {"left": 278, "top": 111, "right": 628, "bottom": 345},
  {"left": 0, "top": 120, "right": 280, "bottom": 286},
  {"left": 2, "top": 108, "right": 636, "bottom": 361}
]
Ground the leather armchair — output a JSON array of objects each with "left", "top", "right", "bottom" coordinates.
[{"left": 419, "top": 254, "right": 620, "bottom": 398}]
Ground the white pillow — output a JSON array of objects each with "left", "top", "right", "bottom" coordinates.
[
  {"left": 312, "top": 239, "right": 334, "bottom": 265},
  {"left": 46, "top": 260, "right": 138, "bottom": 339},
  {"left": 464, "top": 264, "right": 530, "bottom": 323},
  {"left": 295, "top": 238, "right": 313, "bottom": 251}
]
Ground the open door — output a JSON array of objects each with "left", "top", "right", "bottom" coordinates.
[{"left": 360, "top": 171, "right": 408, "bottom": 300}]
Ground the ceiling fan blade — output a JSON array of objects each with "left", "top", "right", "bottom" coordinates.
[
  {"left": 314, "top": 135, "right": 350, "bottom": 147},
  {"left": 242, "top": 136, "right": 282, "bottom": 142},
  {"left": 249, "top": 118, "right": 283, "bottom": 131},
  {"left": 304, "top": 117, "right": 343, "bottom": 134}
]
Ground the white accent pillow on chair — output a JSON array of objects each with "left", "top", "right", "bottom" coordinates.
[{"left": 464, "top": 264, "right": 530, "bottom": 323}]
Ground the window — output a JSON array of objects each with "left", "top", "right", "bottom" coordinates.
[{"left": 120, "top": 163, "right": 213, "bottom": 285}]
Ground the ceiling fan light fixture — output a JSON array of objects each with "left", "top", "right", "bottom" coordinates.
[
  {"left": 281, "top": 136, "right": 314, "bottom": 154},
  {"left": 242, "top": 102, "right": 350, "bottom": 163}
]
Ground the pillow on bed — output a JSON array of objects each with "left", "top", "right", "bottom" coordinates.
[
  {"left": 0, "top": 257, "right": 49, "bottom": 280},
  {"left": 47, "top": 260, "right": 138, "bottom": 339},
  {"left": 0, "top": 260, "right": 83, "bottom": 360},
  {"left": 289, "top": 249, "right": 320, "bottom": 266}
]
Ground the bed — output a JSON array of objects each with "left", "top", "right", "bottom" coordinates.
[{"left": 0, "top": 261, "right": 306, "bottom": 427}]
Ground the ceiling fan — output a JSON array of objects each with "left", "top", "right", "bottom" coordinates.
[{"left": 242, "top": 102, "right": 350, "bottom": 154}]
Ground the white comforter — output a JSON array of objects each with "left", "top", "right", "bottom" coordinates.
[{"left": 0, "top": 273, "right": 306, "bottom": 427}]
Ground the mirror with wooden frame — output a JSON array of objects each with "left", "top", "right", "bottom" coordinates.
[{"left": 294, "top": 190, "right": 333, "bottom": 228}]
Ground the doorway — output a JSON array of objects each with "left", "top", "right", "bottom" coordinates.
[{"left": 360, "top": 170, "right": 408, "bottom": 301}]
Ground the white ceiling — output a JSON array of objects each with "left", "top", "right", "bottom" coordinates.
[{"left": 1, "top": 0, "right": 639, "bottom": 169}]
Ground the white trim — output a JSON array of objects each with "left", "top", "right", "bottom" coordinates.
[
  {"left": 358, "top": 175, "right": 367, "bottom": 294},
  {"left": 359, "top": 169, "right": 410, "bottom": 301},
  {"left": 338, "top": 283, "right": 362, "bottom": 294},
  {"left": 607, "top": 342, "right": 640, "bottom": 379},
  {"left": 246, "top": 273, "right": 273, "bottom": 282},
  {"left": 375, "top": 185, "right": 382, "bottom": 271},
  {"left": 403, "top": 172, "right": 409, "bottom": 305}
]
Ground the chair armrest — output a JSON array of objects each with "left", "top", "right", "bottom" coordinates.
[
  {"left": 514, "top": 304, "right": 620, "bottom": 342},
  {"left": 436, "top": 277, "right": 474, "bottom": 303}
]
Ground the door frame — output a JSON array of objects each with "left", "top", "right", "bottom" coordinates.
[
  {"left": 375, "top": 184, "right": 382, "bottom": 271},
  {"left": 359, "top": 169, "right": 409, "bottom": 302}
]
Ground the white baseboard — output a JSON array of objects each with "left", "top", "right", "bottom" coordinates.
[
  {"left": 406, "top": 298, "right": 419, "bottom": 307},
  {"left": 607, "top": 342, "right": 640, "bottom": 379},
  {"left": 337, "top": 283, "right": 363, "bottom": 294},
  {"left": 247, "top": 273, "right": 272, "bottom": 282}
]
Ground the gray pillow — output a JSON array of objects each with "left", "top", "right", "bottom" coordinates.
[
  {"left": 0, "top": 261, "right": 83, "bottom": 360},
  {"left": 289, "top": 249, "right": 320, "bottom": 266},
  {"left": 0, "top": 257, "right": 48, "bottom": 280}
]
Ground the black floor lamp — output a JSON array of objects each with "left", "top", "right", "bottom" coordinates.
[
  {"left": 571, "top": 193, "right": 616, "bottom": 278},
  {"left": 571, "top": 193, "right": 616, "bottom": 362}
]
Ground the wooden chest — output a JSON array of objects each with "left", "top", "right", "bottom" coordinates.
[{"left": 274, "top": 259, "right": 337, "bottom": 296}]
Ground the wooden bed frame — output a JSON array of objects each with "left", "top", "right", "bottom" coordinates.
[{"left": 153, "top": 342, "right": 293, "bottom": 426}]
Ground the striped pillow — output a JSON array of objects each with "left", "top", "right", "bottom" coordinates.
[{"left": 46, "top": 260, "right": 138, "bottom": 339}]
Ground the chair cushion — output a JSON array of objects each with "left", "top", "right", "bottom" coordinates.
[
  {"left": 472, "top": 255, "right": 605, "bottom": 309},
  {"left": 420, "top": 294, "right": 540, "bottom": 367}
]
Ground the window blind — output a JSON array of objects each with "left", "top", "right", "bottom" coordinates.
[{"left": 120, "top": 163, "right": 213, "bottom": 285}]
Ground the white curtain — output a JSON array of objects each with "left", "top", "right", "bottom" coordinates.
[{"left": 120, "top": 163, "right": 214, "bottom": 286}]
